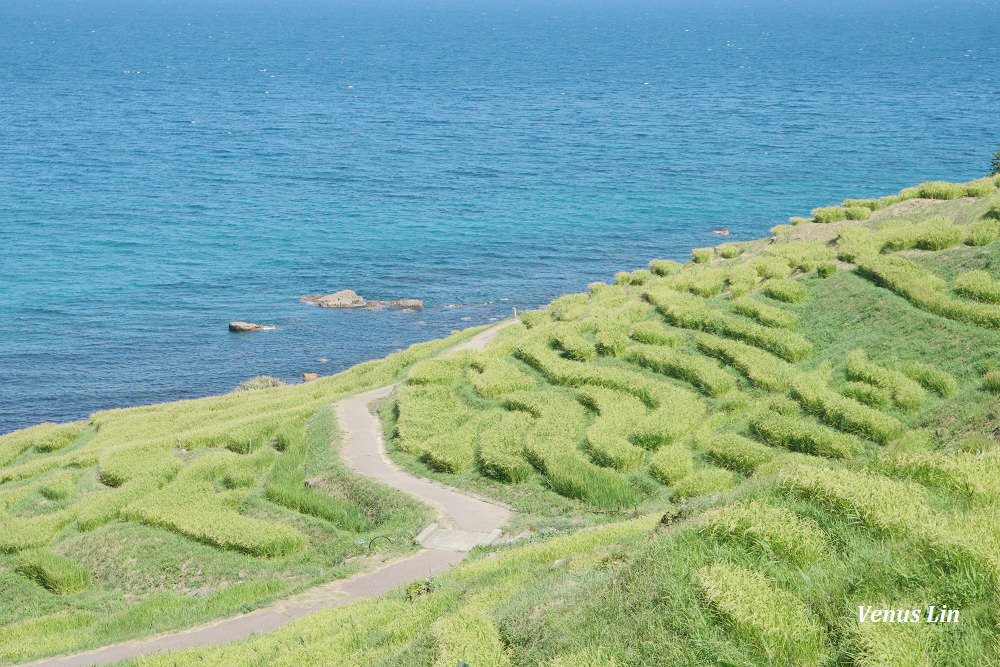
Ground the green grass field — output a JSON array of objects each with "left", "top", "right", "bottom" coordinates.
[
  {"left": 0, "top": 328, "right": 488, "bottom": 663},
  {"left": 5, "top": 174, "right": 1000, "bottom": 665}
]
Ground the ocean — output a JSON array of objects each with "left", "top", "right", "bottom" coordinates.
[{"left": 1, "top": 0, "right": 997, "bottom": 433}]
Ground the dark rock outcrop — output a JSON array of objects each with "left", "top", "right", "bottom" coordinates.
[{"left": 229, "top": 321, "right": 264, "bottom": 332}]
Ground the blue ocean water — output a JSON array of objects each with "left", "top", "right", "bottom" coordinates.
[{"left": 1, "top": 0, "right": 997, "bottom": 433}]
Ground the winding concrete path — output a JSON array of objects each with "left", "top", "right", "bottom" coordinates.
[{"left": 26, "top": 322, "right": 515, "bottom": 667}]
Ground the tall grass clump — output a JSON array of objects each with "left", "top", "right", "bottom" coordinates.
[
  {"left": 883, "top": 450, "right": 1000, "bottom": 505},
  {"left": 731, "top": 296, "right": 798, "bottom": 328},
  {"left": 519, "top": 309, "right": 552, "bottom": 328},
  {"left": 578, "top": 386, "right": 648, "bottom": 471},
  {"left": 917, "top": 181, "right": 965, "bottom": 200},
  {"left": 854, "top": 254, "right": 1000, "bottom": 328},
  {"left": 811, "top": 206, "right": 847, "bottom": 223},
  {"left": 623, "top": 345, "right": 736, "bottom": 397},
  {"left": 588, "top": 281, "right": 630, "bottom": 308},
  {"left": 749, "top": 256, "right": 792, "bottom": 279},
  {"left": 842, "top": 198, "right": 881, "bottom": 211},
  {"left": 717, "top": 243, "right": 744, "bottom": 259},
  {"left": 647, "top": 290, "right": 812, "bottom": 362},
  {"left": 964, "top": 177, "right": 997, "bottom": 197},
  {"left": 595, "top": 323, "right": 630, "bottom": 357},
  {"left": 765, "top": 241, "right": 834, "bottom": 272},
  {"left": 692, "top": 247, "right": 714, "bottom": 263},
  {"left": 700, "top": 500, "right": 827, "bottom": 566},
  {"left": 763, "top": 279, "right": 807, "bottom": 304},
  {"left": 469, "top": 358, "right": 537, "bottom": 398},
  {"left": 770, "top": 224, "right": 793, "bottom": 235},
  {"left": 983, "top": 370, "right": 1000, "bottom": 394},
  {"left": 748, "top": 411, "right": 863, "bottom": 458},
  {"left": 40, "top": 470, "right": 78, "bottom": 500},
  {"left": 549, "top": 293, "right": 590, "bottom": 321},
  {"left": 629, "top": 320, "right": 685, "bottom": 346},
  {"left": 898, "top": 361, "right": 958, "bottom": 397},
  {"left": 965, "top": 218, "right": 1000, "bottom": 246},
  {"left": 955, "top": 270, "right": 1000, "bottom": 304},
  {"left": 477, "top": 411, "right": 535, "bottom": 483},
  {"left": 726, "top": 265, "right": 759, "bottom": 297},
  {"left": 629, "top": 268, "right": 655, "bottom": 285},
  {"left": 649, "top": 443, "right": 694, "bottom": 483},
  {"left": 16, "top": 549, "right": 90, "bottom": 594},
  {"left": 816, "top": 262, "right": 837, "bottom": 278},
  {"left": 0, "top": 422, "right": 84, "bottom": 464},
  {"left": 694, "top": 334, "right": 794, "bottom": 392},
  {"left": 550, "top": 325, "right": 597, "bottom": 362},
  {"left": 846, "top": 349, "right": 926, "bottom": 411},
  {"left": 128, "top": 474, "right": 308, "bottom": 558},
  {"left": 418, "top": 410, "right": 504, "bottom": 474},
  {"left": 844, "top": 206, "right": 872, "bottom": 221},
  {"left": 649, "top": 259, "right": 683, "bottom": 276},
  {"left": 0, "top": 512, "right": 74, "bottom": 552},
  {"left": 780, "top": 464, "right": 928, "bottom": 536},
  {"left": 841, "top": 381, "right": 891, "bottom": 408},
  {"left": 33, "top": 423, "right": 85, "bottom": 453},
  {"left": 790, "top": 371, "right": 904, "bottom": 444},
  {"left": 671, "top": 467, "right": 734, "bottom": 499},
  {"left": 697, "top": 562, "right": 828, "bottom": 665},
  {"left": 853, "top": 620, "right": 933, "bottom": 667},
  {"left": 704, "top": 433, "right": 774, "bottom": 474},
  {"left": 76, "top": 478, "right": 162, "bottom": 531},
  {"left": 911, "top": 217, "right": 963, "bottom": 250}
]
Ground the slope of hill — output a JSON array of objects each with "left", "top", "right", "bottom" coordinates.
[{"left": 4, "top": 174, "right": 1000, "bottom": 665}]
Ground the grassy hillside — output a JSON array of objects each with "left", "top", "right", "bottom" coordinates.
[
  {"left": 109, "top": 174, "right": 1000, "bottom": 666},
  {"left": 0, "top": 328, "right": 487, "bottom": 663},
  {"left": 4, "top": 174, "right": 1000, "bottom": 665}
]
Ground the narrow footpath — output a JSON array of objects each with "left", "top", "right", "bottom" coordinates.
[{"left": 28, "top": 321, "right": 515, "bottom": 667}]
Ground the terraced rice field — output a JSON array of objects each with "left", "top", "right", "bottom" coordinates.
[
  {"left": 6, "top": 174, "right": 1000, "bottom": 665},
  {"left": 0, "top": 330, "right": 486, "bottom": 663}
]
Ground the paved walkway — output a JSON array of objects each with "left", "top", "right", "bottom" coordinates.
[{"left": 28, "top": 322, "right": 514, "bottom": 667}]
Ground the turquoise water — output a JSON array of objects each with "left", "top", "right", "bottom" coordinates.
[{"left": 2, "top": 0, "right": 998, "bottom": 432}]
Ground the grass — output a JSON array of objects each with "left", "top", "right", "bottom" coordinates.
[
  {"left": 811, "top": 206, "right": 847, "bottom": 223},
  {"left": 790, "top": 370, "right": 904, "bottom": 444},
  {"left": 731, "top": 296, "right": 799, "bottom": 328},
  {"left": 955, "top": 270, "right": 1000, "bottom": 303},
  {"left": 623, "top": 344, "right": 736, "bottom": 397},
  {"left": 700, "top": 500, "right": 826, "bottom": 566},
  {"left": 748, "top": 410, "right": 864, "bottom": 458},
  {"left": 646, "top": 289, "right": 813, "bottom": 362},
  {"left": 692, "top": 247, "right": 714, "bottom": 263},
  {"left": 763, "top": 278, "right": 807, "bottom": 304},
  {"left": 696, "top": 562, "right": 828, "bottom": 665},
  {"left": 11, "top": 177, "right": 1000, "bottom": 665},
  {"left": 846, "top": 348, "right": 926, "bottom": 411},
  {"left": 704, "top": 433, "right": 774, "bottom": 473},
  {"left": 0, "top": 328, "right": 478, "bottom": 661},
  {"left": 16, "top": 549, "right": 90, "bottom": 594}
]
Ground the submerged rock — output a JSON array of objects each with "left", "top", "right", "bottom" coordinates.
[
  {"left": 302, "top": 372, "right": 319, "bottom": 382},
  {"left": 229, "top": 321, "right": 265, "bottom": 332},
  {"left": 366, "top": 298, "right": 424, "bottom": 310},
  {"left": 301, "top": 291, "right": 423, "bottom": 310},
  {"left": 301, "top": 290, "right": 365, "bottom": 308}
]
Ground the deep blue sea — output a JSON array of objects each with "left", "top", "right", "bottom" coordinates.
[{"left": 1, "top": 0, "right": 998, "bottom": 433}]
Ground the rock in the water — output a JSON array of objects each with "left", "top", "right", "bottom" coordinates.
[
  {"left": 302, "top": 372, "right": 319, "bottom": 382},
  {"left": 229, "top": 321, "right": 264, "bottom": 332},
  {"left": 366, "top": 298, "right": 424, "bottom": 310},
  {"left": 301, "top": 290, "right": 365, "bottom": 308},
  {"left": 301, "top": 291, "right": 422, "bottom": 310}
]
